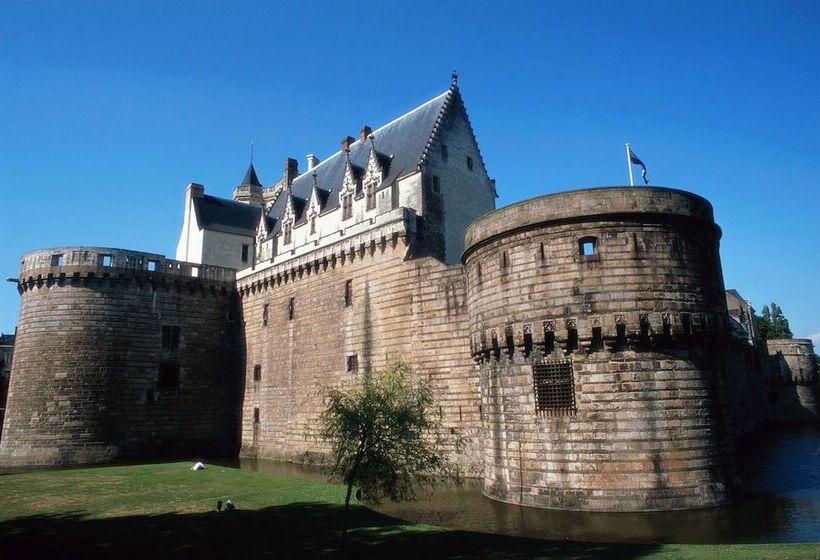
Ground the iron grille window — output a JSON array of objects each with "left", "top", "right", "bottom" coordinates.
[{"left": 532, "top": 358, "right": 576, "bottom": 417}]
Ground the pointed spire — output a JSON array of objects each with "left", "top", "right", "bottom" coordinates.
[
  {"left": 241, "top": 162, "right": 262, "bottom": 187},
  {"left": 451, "top": 69, "right": 459, "bottom": 89}
]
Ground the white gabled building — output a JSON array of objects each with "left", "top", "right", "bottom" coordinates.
[{"left": 177, "top": 76, "right": 497, "bottom": 274}]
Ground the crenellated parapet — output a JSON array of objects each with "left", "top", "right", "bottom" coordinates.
[
  {"left": 17, "top": 247, "right": 236, "bottom": 295},
  {"left": 766, "top": 338, "right": 818, "bottom": 385},
  {"left": 470, "top": 310, "right": 727, "bottom": 362}
]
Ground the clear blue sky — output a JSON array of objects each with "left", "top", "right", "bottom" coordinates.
[{"left": 1, "top": 1, "right": 818, "bottom": 344}]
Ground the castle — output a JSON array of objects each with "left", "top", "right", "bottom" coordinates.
[{"left": 1, "top": 79, "right": 817, "bottom": 512}]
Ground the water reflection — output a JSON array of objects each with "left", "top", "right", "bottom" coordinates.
[{"left": 235, "top": 424, "right": 820, "bottom": 544}]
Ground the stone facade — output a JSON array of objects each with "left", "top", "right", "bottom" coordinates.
[
  {"left": 0, "top": 82, "right": 816, "bottom": 513},
  {"left": 462, "top": 187, "right": 735, "bottom": 511},
  {"left": 236, "top": 210, "right": 482, "bottom": 473},
  {"left": 765, "top": 338, "right": 819, "bottom": 422},
  {"left": 0, "top": 248, "right": 241, "bottom": 466}
]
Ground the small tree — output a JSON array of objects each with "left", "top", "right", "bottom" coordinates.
[{"left": 319, "top": 361, "right": 460, "bottom": 551}]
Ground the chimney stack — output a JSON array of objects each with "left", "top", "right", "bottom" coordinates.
[
  {"left": 341, "top": 136, "right": 355, "bottom": 152},
  {"left": 187, "top": 182, "right": 205, "bottom": 199},
  {"left": 306, "top": 154, "right": 320, "bottom": 170},
  {"left": 359, "top": 125, "right": 372, "bottom": 143},
  {"left": 284, "top": 158, "right": 299, "bottom": 186}
]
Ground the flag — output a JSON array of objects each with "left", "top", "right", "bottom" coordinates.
[{"left": 628, "top": 148, "right": 649, "bottom": 184}]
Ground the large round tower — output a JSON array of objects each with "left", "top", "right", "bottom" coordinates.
[
  {"left": 0, "top": 247, "right": 241, "bottom": 467},
  {"left": 463, "top": 187, "right": 734, "bottom": 512}
]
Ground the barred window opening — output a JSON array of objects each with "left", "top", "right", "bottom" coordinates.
[{"left": 532, "top": 358, "right": 576, "bottom": 417}]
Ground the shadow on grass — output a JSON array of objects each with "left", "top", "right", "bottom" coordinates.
[{"left": 0, "top": 501, "right": 662, "bottom": 559}]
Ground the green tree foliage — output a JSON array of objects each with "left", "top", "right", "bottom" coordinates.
[
  {"left": 753, "top": 303, "right": 794, "bottom": 340},
  {"left": 319, "top": 361, "right": 460, "bottom": 550}
]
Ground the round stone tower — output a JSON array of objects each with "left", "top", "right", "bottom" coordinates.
[
  {"left": 766, "top": 338, "right": 818, "bottom": 420},
  {"left": 0, "top": 247, "right": 241, "bottom": 467},
  {"left": 463, "top": 187, "right": 734, "bottom": 512}
]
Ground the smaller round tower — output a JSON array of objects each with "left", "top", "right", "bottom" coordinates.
[
  {"left": 766, "top": 338, "right": 819, "bottom": 421},
  {"left": 0, "top": 247, "right": 241, "bottom": 467}
]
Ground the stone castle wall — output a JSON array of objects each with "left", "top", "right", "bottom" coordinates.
[
  {"left": 765, "top": 338, "right": 819, "bottom": 423},
  {"left": 236, "top": 219, "right": 483, "bottom": 473},
  {"left": 0, "top": 186, "right": 811, "bottom": 515},
  {"left": 0, "top": 248, "right": 241, "bottom": 467},
  {"left": 462, "top": 187, "right": 736, "bottom": 511}
]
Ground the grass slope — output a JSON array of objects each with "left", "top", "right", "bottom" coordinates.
[{"left": 0, "top": 462, "right": 818, "bottom": 559}]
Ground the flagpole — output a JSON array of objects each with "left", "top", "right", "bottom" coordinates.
[{"left": 625, "top": 143, "right": 634, "bottom": 187}]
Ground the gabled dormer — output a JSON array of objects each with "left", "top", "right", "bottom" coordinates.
[
  {"left": 306, "top": 173, "right": 328, "bottom": 237},
  {"left": 338, "top": 149, "right": 362, "bottom": 221},
  {"left": 363, "top": 136, "right": 392, "bottom": 211},
  {"left": 281, "top": 193, "right": 296, "bottom": 246}
]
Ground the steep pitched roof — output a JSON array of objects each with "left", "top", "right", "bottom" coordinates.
[
  {"left": 241, "top": 163, "right": 262, "bottom": 187},
  {"left": 193, "top": 194, "right": 262, "bottom": 236},
  {"left": 266, "top": 87, "right": 454, "bottom": 234}
]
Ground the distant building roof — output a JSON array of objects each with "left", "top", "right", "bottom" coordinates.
[
  {"left": 193, "top": 195, "right": 262, "bottom": 236},
  {"left": 0, "top": 334, "right": 14, "bottom": 346}
]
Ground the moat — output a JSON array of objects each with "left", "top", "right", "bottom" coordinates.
[{"left": 235, "top": 424, "right": 820, "bottom": 544}]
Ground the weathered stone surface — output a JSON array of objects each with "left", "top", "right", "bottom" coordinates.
[
  {"left": 236, "top": 225, "right": 483, "bottom": 473},
  {"left": 463, "top": 187, "right": 736, "bottom": 511},
  {"left": 765, "top": 338, "right": 819, "bottom": 422},
  {"left": 0, "top": 248, "right": 241, "bottom": 467},
  {"left": 1, "top": 187, "right": 815, "bottom": 514}
]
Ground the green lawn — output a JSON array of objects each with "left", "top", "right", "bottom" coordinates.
[{"left": 0, "top": 462, "right": 818, "bottom": 559}]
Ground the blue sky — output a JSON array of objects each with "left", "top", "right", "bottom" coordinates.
[{"left": 1, "top": 1, "right": 818, "bottom": 343}]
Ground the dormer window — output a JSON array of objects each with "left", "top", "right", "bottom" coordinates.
[
  {"left": 342, "top": 193, "right": 353, "bottom": 220},
  {"left": 283, "top": 222, "right": 292, "bottom": 245},
  {"left": 365, "top": 179, "right": 377, "bottom": 210},
  {"left": 310, "top": 215, "right": 316, "bottom": 235}
]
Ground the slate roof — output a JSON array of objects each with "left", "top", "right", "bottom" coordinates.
[
  {"left": 193, "top": 194, "right": 262, "bottom": 236},
  {"left": 267, "top": 87, "right": 455, "bottom": 234},
  {"left": 241, "top": 163, "right": 262, "bottom": 187}
]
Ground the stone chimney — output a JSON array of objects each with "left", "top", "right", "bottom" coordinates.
[
  {"left": 341, "top": 136, "right": 355, "bottom": 152},
  {"left": 187, "top": 182, "right": 205, "bottom": 199},
  {"left": 306, "top": 154, "right": 320, "bottom": 170},
  {"left": 359, "top": 125, "right": 372, "bottom": 143},
  {"left": 284, "top": 158, "right": 299, "bottom": 186}
]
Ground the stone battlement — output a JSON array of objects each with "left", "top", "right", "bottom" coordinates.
[
  {"left": 471, "top": 310, "right": 727, "bottom": 361},
  {"left": 236, "top": 207, "right": 416, "bottom": 296},
  {"left": 18, "top": 247, "right": 237, "bottom": 291},
  {"left": 464, "top": 186, "right": 717, "bottom": 261}
]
